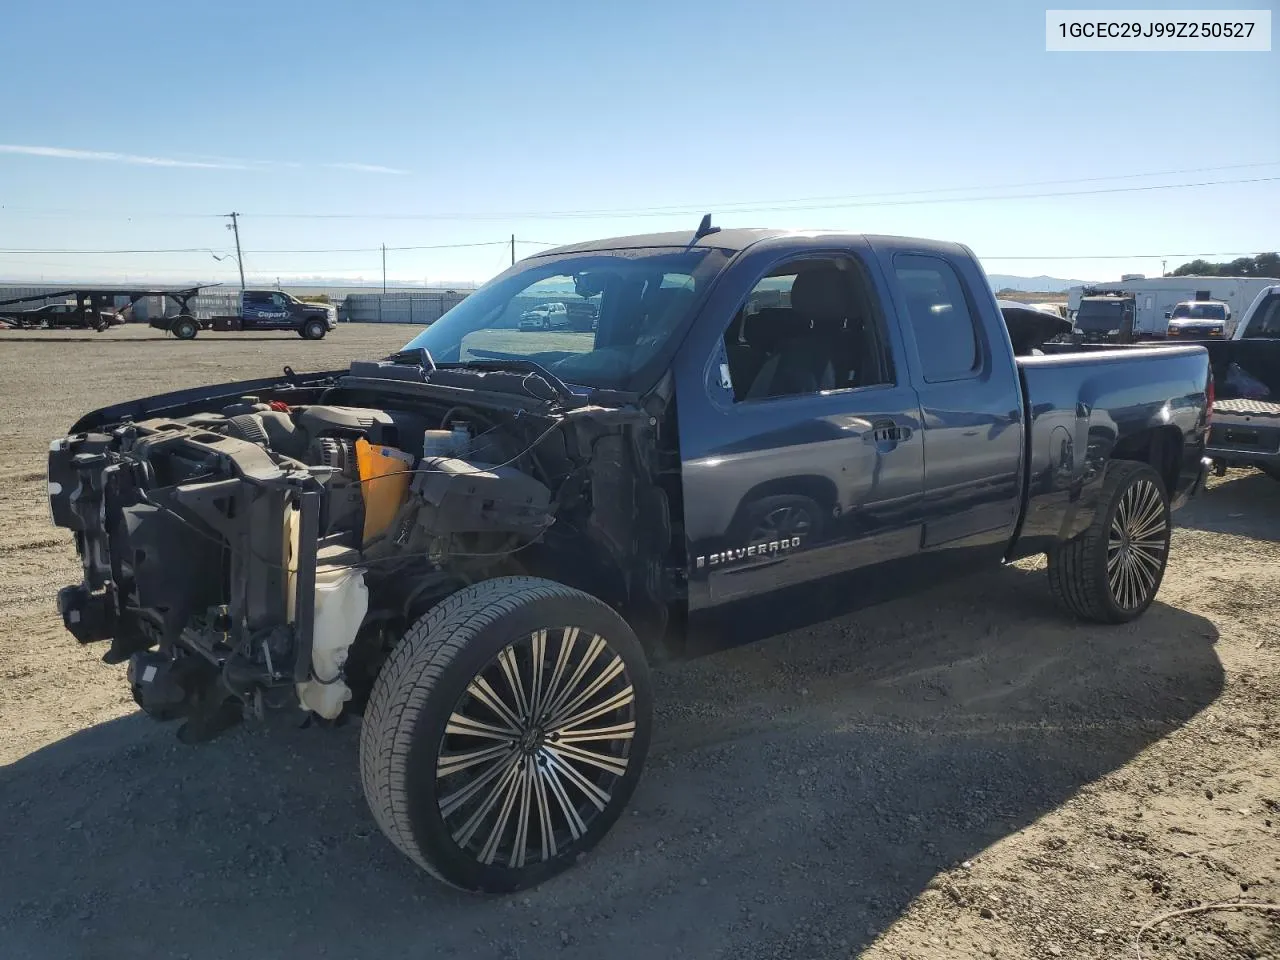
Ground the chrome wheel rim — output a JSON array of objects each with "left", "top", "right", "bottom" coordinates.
[
  {"left": 435, "top": 627, "right": 636, "bottom": 868},
  {"left": 1107, "top": 479, "right": 1167, "bottom": 610}
]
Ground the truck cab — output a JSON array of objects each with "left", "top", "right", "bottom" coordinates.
[{"left": 1073, "top": 292, "right": 1136, "bottom": 343}]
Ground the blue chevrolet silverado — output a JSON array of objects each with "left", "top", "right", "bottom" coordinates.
[{"left": 48, "top": 225, "right": 1212, "bottom": 892}]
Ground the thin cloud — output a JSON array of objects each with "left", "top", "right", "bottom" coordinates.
[
  {"left": 0, "top": 144, "right": 247, "bottom": 169},
  {"left": 324, "top": 161, "right": 410, "bottom": 175},
  {"left": 2, "top": 144, "right": 410, "bottom": 175}
]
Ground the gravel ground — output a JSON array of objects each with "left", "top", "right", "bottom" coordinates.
[{"left": 1, "top": 325, "right": 1278, "bottom": 960}]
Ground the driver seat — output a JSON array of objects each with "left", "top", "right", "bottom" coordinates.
[{"left": 744, "top": 268, "right": 851, "bottom": 399}]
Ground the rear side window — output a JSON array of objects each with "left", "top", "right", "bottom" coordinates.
[{"left": 893, "top": 255, "right": 980, "bottom": 382}]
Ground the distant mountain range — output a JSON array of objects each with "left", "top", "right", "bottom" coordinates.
[{"left": 986, "top": 274, "right": 1090, "bottom": 293}]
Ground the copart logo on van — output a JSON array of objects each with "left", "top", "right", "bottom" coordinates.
[{"left": 696, "top": 536, "right": 802, "bottom": 569}]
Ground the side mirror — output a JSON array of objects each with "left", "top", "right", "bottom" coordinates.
[{"left": 1164, "top": 311, "right": 1172, "bottom": 320}]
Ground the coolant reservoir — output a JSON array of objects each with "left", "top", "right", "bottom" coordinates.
[{"left": 296, "top": 561, "right": 369, "bottom": 720}]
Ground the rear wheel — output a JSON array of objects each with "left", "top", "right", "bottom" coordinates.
[
  {"left": 301, "top": 318, "right": 327, "bottom": 340},
  {"left": 1047, "top": 461, "right": 1171, "bottom": 623},
  {"left": 359, "top": 577, "right": 652, "bottom": 893},
  {"left": 171, "top": 316, "right": 198, "bottom": 340}
]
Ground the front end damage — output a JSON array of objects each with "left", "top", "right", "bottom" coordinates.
[{"left": 48, "top": 366, "right": 678, "bottom": 743}]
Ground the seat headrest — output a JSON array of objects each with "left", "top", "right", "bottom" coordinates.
[
  {"left": 790, "top": 270, "right": 850, "bottom": 321},
  {"left": 741, "top": 307, "right": 799, "bottom": 350}
]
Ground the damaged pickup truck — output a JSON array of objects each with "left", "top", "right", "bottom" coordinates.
[{"left": 48, "top": 224, "right": 1213, "bottom": 892}]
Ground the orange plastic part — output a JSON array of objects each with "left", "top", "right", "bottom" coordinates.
[{"left": 354, "top": 439, "right": 414, "bottom": 545}]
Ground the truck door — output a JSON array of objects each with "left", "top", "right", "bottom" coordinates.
[
  {"left": 676, "top": 244, "right": 925, "bottom": 610},
  {"left": 241, "top": 291, "right": 271, "bottom": 329},
  {"left": 880, "top": 248, "right": 1025, "bottom": 560}
]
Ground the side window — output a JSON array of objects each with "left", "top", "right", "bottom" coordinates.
[
  {"left": 1244, "top": 295, "right": 1280, "bottom": 337},
  {"left": 244, "top": 292, "right": 268, "bottom": 306},
  {"left": 893, "top": 254, "right": 981, "bottom": 382},
  {"left": 720, "top": 256, "right": 890, "bottom": 402},
  {"left": 270, "top": 293, "right": 288, "bottom": 307}
]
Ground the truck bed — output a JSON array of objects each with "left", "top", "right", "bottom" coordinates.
[{"left": 1010, "top": 344, "right": 1210, "bottom": 558}]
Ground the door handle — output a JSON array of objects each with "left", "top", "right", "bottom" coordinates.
[{"left": 870, "top": 421, "right": 912, "bottom": 444}]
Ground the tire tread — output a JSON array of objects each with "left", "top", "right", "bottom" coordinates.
[
  {"left": 358, "top": 576, "right": 624, "bottom": 889},
  {"left": 1047, "top": 460, "right": 1166, "bottom": 624}
]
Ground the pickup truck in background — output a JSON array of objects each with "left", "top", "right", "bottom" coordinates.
[
  {"left": 48, "top": 225, "right": 1211, "bottom": 893},
  {"left": 1202, "top": 285, "right": 1280, "bottom": 479},
  {"left": 153, "top": 289, "right": 337, "bottom": 340}
]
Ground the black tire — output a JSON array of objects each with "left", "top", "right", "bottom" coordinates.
[
  {"left": 1047, "top": 460, "right": 1171, "bottom": 623},
  {"left": 172, "top": 316, "right": 198, "bottom": 340},
  {"left": 1261, "top": 464, "right": 1280, "bottom": 482},
  {"left": 359, "top": 576, "right": 652, "bottom": 893},
  {"left": 301, "top": 319, "right": 327, "bottom": 340}
]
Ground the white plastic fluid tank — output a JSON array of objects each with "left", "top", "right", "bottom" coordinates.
[{"left": 296, "top": 564, "right": 369, "bottom": 719}]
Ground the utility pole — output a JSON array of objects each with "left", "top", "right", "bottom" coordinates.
[
  {"left": 382, "top": 243, "right": 387, "bottom": 295},
  {"left": 226, "top": 212, "right": 246, "bottom": 290},
  {"left": 1162, "top": 259, "right": 1167, "bottom": 277},
  {"left": 511, "top": 234, "right": 516, "bottom": 266}
]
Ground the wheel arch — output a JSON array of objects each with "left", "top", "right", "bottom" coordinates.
[{"left": 1110, "top": 424, "right": 1183, "bottom": 495}]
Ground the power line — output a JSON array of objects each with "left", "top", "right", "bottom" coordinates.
[
  {"left": 980, "top": 251, "right": 1270, "bottom": 260},
  {"left": 0, "top": 240, "right": 514, "bottom": 255},
  {"left": 495, "top": 159, "right": 1280, "bottom": 217},
  {"left": 4, "top": 160, "right": 1274, "bottom": 223},
  {"left": 233, "top": 172, "right": 1280, "bottom": 221}
]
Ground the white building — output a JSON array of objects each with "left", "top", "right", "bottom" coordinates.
[{"left": 1066, "top": 276, "right": 1276, "bottom": 338}]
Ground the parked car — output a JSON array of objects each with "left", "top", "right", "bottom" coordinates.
[
  {"left": 0, "top": 301, "right": 123, "bottom": 331},
  {"left": 48, "top": 226, "right": 1210, "bottom": 894},
  {"left": 1165, "top": 299, "right": 1230, "bottom": 339},
  {"left": 517, "top": 301, "right": 570, "bottom": 331},
  {"left": 154, "top": 290, "right": 337, "bottom": 340}
]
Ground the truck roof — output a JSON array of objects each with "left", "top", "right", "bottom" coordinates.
[{"left": 532, "top": 228, "right": 965, "bottom": 258}]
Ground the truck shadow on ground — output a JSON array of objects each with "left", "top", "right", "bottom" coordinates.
[
  {"left": 0, "top": 561, "right": 1224, "bottom": 960},
  {"left": 1173, "top": 470, "right": 1280, "bottom": 540}
]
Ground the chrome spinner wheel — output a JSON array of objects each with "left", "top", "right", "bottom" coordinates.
[
  {"left": 1106, "top": 476, "right": 1169, "bottom": 612},
  {"left": 359, "top": 577, "right": 652, "bottom": 893},
  {"left": 436, "top": 626, "right": 637, "bottom": 868}
]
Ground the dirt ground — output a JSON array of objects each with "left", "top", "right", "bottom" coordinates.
[{"left": 1, "top": 325, "right": 1277, "bottom": 960}]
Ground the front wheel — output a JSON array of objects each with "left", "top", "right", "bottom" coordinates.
[
  {"left": 359, "top": 577, "right": 652, "bottom": 893},
  {"left": 1047, "top": 461, "right": 1171, "bottom": 623}
]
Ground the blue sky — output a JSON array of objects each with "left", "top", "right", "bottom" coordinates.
[{"left": 1, "top": 0, "right": 1276, "bottom": 286}]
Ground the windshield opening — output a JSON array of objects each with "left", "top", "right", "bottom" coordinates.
[
  {"left": 1171, "top": 303, "right": 1225, "bottom": 320},
  {"left": 400, "top": 247, "right": 728, "bottom": 390}
]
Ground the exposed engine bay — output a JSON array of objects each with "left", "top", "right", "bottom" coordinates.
[{"left": 48, "top": 364, "right": 675, "bottom": 743}]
